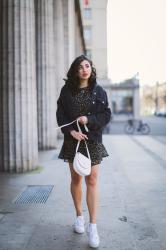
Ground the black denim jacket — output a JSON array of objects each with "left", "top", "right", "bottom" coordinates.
[{"left": 56, "top": 83, "right": 111, "bottom": 142}]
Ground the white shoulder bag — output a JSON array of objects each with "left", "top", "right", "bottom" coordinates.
[
  {"left": 55, "top": 119, "right": 91, "bottom": 176},
  {"left": 73, "top": 120, "right": 91, "bottom": 176}
]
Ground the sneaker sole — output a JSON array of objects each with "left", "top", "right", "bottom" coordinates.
[
  {"left": 74, "top": 226, "right": 85, "bottom": 234},
  {"left": 74, "top": 228, "right": 85, "bottom": 234},
  {"left": 89, "top": 242, "right": 100, "bottom": 248}
]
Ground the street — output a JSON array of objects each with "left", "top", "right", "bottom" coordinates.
[{"left": 0, "top": 132, "right": 166, "bottom": 250}]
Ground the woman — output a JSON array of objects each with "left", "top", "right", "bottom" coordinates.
[{"left": 56, "top": 55, "right": 111, "bottom": 248}]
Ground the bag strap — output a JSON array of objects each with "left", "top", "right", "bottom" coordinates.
[
  {"left": 55, "top": 119, "right": 89, "bottom": 132},
  {"left": 75, "top": 120, "right": 91, "bottom": 160},
  {"left": 55, "top": 119, "right": 90, "bottom": 160},
  {"left": 55, "top": 119, "right": 77, "bottom": 130}
]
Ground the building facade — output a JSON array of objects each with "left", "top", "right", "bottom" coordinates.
[
  {"left": 80, "top": 0, "right": 108, "bottom": 79},
  {"left": 0, "top": 0, "right": 85, "bottom": 172}
]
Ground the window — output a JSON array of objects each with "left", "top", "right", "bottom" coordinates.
[
  {"left": 84, "top": 26, "right": 92, "bottom": 43},
  {"left": 84, "top": 8, "right": 92, "bottom": 20}
]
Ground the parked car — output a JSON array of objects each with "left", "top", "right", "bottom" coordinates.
[{"left": 154, "top": 110, "right": 166, "bottom": 117}]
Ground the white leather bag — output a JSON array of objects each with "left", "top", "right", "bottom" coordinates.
[{"left": 73, "top": 120, "right": 91, "bottom": 176}]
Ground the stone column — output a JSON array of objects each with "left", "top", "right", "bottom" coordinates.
[
  {"left": 133, "top": 77, "right": 140, "bottom": 119},
  {"left": 75, "top": 15, "right": 84, "bottom": 56},
  {"left": 35, "top": 0, "right": 57, "bottom": 149},
  {"left": 134, "top": 87, "right": 140, "bottom": 119},
  {"left": 62, "top": 0, "right": 76, "bottom": 71},
  {"left": 68, "top": 0, "right": 76, "bottom": 65},
  {"left": 62, "top": 0, "right": 69, "bottom": 73},
  {"left": 0, "top": 0, "right": 38, "bottom": 172},
  {"left": 53, "top": 0, "right": 65, "bottom": 95}
]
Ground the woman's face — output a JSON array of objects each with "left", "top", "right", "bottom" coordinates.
[{"left": 77, "top": 60, "right": 92, "bottom": 80}]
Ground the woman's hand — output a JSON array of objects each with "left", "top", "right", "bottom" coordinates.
[
  {"left": 70, "top": 130, "right": 88, "bottom": 141},
  {"left": 77, "top": 116, "right": 88, "bottom": 125}
]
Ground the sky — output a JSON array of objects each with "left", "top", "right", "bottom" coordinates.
[{"left": 107, "top": 0, "right": 166, "bottom": 86}]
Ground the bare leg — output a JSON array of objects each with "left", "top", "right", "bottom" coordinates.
[
  {"left": 69, "top": 163, "right": 83, "bottom": 216},
  {"left": 85, "top": 165, "right": 99, "bottom": 223}
]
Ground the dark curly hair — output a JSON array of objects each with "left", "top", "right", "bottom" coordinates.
[{"left": 64, "top": 55, "right": 97, "bottom": 92}]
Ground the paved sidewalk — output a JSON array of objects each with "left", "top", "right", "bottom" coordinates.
[{"left": 0, "top": 135, "right": 166, "bottom": 250}]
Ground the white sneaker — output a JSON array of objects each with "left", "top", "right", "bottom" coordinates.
[
  {"left": 87, "top": 223, "right": 100, "bottom": 248},
  {"left": 74, "top": 215, "right": 85, "bottom": 233}
]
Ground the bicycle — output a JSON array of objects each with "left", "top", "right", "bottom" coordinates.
[{"left": 124, "top": 119, "right": 150, "bottom": 135}]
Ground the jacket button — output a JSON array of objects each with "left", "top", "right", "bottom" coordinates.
[
  {"left": 88, "top": 112, "right": 91, "bottom": 115},
  {"left": 92, "top": 101, "right": 95, "bottom": 104},
  {"left": 94, "top": 92, "right": 96, "bottom": 95},
  {"left": 102, "top": 101, "right": 104, "bottom": 103}
]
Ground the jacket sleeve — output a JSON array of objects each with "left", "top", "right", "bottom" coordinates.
[
  {"left": 87, "top": 90, "right": 111, "bottom": 131},
  {"left": 56, "top": 86, "right": 74, "bottom": 134}
]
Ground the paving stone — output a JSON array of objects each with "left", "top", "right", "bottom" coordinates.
[{"left": 0, "top": 135, "right": 166, "bottom": 250}]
